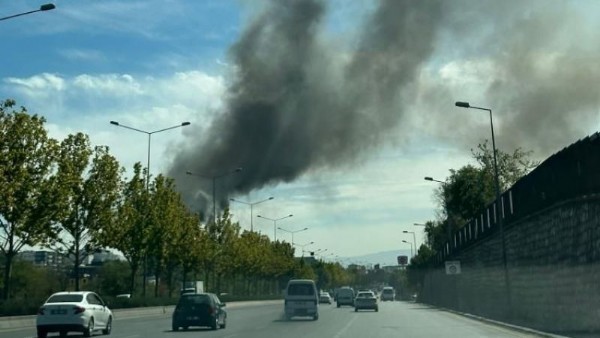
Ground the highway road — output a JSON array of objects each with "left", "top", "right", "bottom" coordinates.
[{"left": 0, "top": 300, "right": 553, "bottom": 338}]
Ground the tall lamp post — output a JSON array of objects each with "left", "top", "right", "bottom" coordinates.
[
  {"left": 1, "top": 3, "right": 55, "bottom": 21},
  {"left": 402, "top": 240, "right": 413, "bottom": 258},
  {"left": 278, "top": 226, "right": 308, "bottom": 246},
  {"left": 256, "top": 214, "right": 293, "bottom": 241},
  {"left": 187, "top": 168, "right": 242, "bottom": 223},
  {"left": 403, "top": 231, "right": 417, "bottom": 255},
  {"left": 110, "top": 121, "right": 191, "bottom": 190},
  {"left": 230, "top": 197, "right": 274, "bottom": 232},
  {"left": 455, "top": 100, "right": 510, "bottom": 314},
  {"left": 296, "top": 241, "right": 315, "bottom": 256},
  {"left": 110, "top": 120, "right": 190, "bottom": 297},
  {"left": 424, "top": 176, "right": 452, "bottom": 255}
]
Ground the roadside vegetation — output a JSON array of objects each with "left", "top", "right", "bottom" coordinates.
[{"left": 0, "top": 99, "right": 410, "bottom": 316}]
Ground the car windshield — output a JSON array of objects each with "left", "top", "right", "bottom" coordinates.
[
  {"left": 3, "top": 1, "right": 598, "bottom": 337},
  {"left": 46, "top": 294, "right": 83, "bottom": 303}
]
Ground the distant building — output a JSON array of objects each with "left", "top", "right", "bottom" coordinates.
[
  {"left": 18, "top": 250, "right": 64, "bottom": 268},
  {"left": 89, "top": 249, "right": 122, "bottom": 266}
]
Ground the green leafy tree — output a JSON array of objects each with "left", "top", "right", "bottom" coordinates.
[
  {"left": 147, "top": 174, "right": 184, "bottom": 297},
  {"left": 100, "top": 163, "right": 148, "bottom": 295},
  {"left": 51, "top": 134, "right": 121, "bottom": 291},
  {"left": 0, "top": 100, "right": 60, "bottom": 300}
]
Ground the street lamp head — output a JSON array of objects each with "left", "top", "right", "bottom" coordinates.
[
  {"left": 40, "top": 4, "right": 56, "bottom": 11},
  {"left": 455, "top": 101, "right": 471, "bottom": 108},
  {"left": 186, "top": 171, "right": 193, "bottom": 175},
  {"left": 268, "top": 197, "right": 274, "bottom": 200},
  {"left": 110, "top": 121, "right": 119, "bottom": 126},
  {"left": 402, "top": 240, "right": 409, "bottom": 243},
  {"left": 303, "top": 227, "right": 308, "bottom": 230},
  {"left": 403, "top": 231, "right": 408, "bottom": 233},
  {"left": 289, "top": 214, "right": 293, "bottom": 217},
  {"left": 424, "top": 177, "right": 433, "bottom": 181},
  {"left": 181, "top": 122, "right": 191, "bottom": 126}
]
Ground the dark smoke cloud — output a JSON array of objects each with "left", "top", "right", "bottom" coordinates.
[
  {"left": 413, "top": 0, "right": 600, "bottom": 156},
  {"left": 170, "top": 0, "right": 599, "bottom": 216},
  {"left": 168, "top": 0, "right": 443, "bottom": 215}
]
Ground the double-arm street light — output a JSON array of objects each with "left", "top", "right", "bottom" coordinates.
[
  {"left": 402, "top": 240, "right": 413, "bottom": 258},
  {"left": 403, "top": 231, "right": 417, "bottom": 255},
  {"left": 187, "top": 168, "right": 242, "bottom": 223},
  {"left": 230, "top": 197, "right": 274, "bottom": 232},
  {"left": 455, "top": 100, "right": 511, "bottom": 314},
  {"left": 296, "top": 241, "right": 314, "bottom": 256},
  {"left": 278, "top": 226, "right": 308, "bottom": 246},
  {"left": 110, "top": 121, "right": 191, "bottom": 190},
  {"left": 110, "top": 120, "right": 190, "bottom": 298},
  {"left": 256, "top": 214, "right": 293, "bottom": 241},
  {"left": 414, "top": 223, "right": 426, "bottom": 226},
  {"left": 1, "top": 3, "right": 55, "bottom": 21}
]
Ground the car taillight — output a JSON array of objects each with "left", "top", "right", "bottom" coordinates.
[
  {"left": 38, "top": 307, "right": 45, "bottom": 315},
  {"left": 74, "top": 306, "right": 85, "bottom": 314},
  {"left": 208, "top": 306, "right": 214, "bottom": 315}
]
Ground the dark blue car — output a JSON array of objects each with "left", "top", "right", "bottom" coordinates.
[{"left": 172, "top": 293, "right": 227, "bottom": 331}]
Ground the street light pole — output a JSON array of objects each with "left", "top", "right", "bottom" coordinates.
[
  {"left": 230, "top": 197, "right": 274, "bottom": 232},
  {"left": 424, "top": 176, "right": 452, "bottom": 255},
  {"left": 0, "top": 3, "right": 55, "bottom": 21},
  {"left": 455, "top": 100, "right": 510, "bottom": 315},
  {"left": 296, "top": 241, "right": 314, "bottom": 256},
  {"left": 110, "top": 120, "right": 190, "bottom": 298},
  {"left": 278, "top": 226, "right": 308, "bottom": 246},
  {"left": 187, "top": 168, "right": 243, "bottom": 224},
  {"left": 403, "top": 231, "right": 417, "bottom": 255},
  {"left": 110, "top": 121, "right": 191, "bottom": 190},
  {"left": 256, "top": 214, "right": 293, "bottom": 241},
  {"left": 402, "top": 240, "right": 413, "bottom": 258}
]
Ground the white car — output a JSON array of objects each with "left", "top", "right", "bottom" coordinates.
[{"left": 36, "top": 291, "right": 113, "bottom": 338}]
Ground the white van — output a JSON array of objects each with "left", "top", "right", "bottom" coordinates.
[{"left": 284, "top": 279, "right": 319, "bottom": 320}]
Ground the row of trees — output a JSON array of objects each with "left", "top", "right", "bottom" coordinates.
[
  {"left": 407, "top": 140, "right": 538, "bottom": 287},
  {"left": 0, "top": 99, "right": 363, "bottom": 302}
]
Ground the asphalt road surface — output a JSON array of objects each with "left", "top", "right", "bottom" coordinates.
[{"left": 0, "top": 301, "right": 551, "bottom": 338}]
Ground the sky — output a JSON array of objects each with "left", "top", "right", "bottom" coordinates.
[{"left": 2, "top": 0, "right": 600, "bottom": 266}]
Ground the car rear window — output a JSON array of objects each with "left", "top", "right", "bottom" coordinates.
[
  {"left": 46, "top": 294, "right": 83, "bottom": 303},
  {"left": 383, "top": 289, "right": 394, "bottom": 294},
  {"left": 179, "top": 294, "right": 211, "bottom": 305},
  {"left": 288, "top": 283, "right": 315, "bottom": 296}
]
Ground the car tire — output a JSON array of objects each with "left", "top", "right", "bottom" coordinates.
[
  {"left": 375, "top": 307, "right": 379, "bottom": 312},
  {"left": 313, "top": 314, "right": 319, "bottom": 321},
  {"left": 172, "top": 323, "right": 179, "bottom": 332},
  {"left": 37, "top": 328, "right": 47, "bottom": 338},
  {"left": 220, "top": 317, "right": 226, "bottom": 329},
  {"left": 83, "top": 317, "right": 94, "bottom": 337},
  {"left": 337, "top": 303, "right": 340, "bottom": 308},
  {"left": 355, "top": 308, "right": 358, "bottom": 312},
  {"left": 103, "top": 316, "right": 112, "bottom": 335},
  {"left": 211, "top": 317, "right": 219, "bottom": 330}
]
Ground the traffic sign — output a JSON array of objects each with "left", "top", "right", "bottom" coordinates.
[{"left": 445, "top": 261, "right": 461, "bottom": 275}]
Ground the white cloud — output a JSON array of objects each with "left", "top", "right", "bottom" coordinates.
[{"left": 5, "top": 73, "right": 65, "bottom": 91}]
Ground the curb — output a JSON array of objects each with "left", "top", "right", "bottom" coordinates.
[{"left": 428, "top": 304, "right": 570, "bottom": 338}]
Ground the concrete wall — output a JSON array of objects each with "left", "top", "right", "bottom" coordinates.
[{"left": 420, "top": 195, "right": 600, "bottom": 333}]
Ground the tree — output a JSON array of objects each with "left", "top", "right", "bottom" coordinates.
[
  {"left": 0, "top": 100, "right": 60, "bottom": 300},
  {"left": 146, "top": 174, "right": 184, "bottom": 297},
  {"left": 427, "top": 140, "right": 539, "bottom": 251},
  {"left": 100, "top": 163, "right": 148, "bottom": 295},
  {"left": 51, "top": 134, "right": 121, "bottom": 291}
]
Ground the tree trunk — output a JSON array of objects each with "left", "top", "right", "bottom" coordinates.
[
  {"left": 2, "top": 252, "right": 15, "bottom": 300},
  {"left": 74, "top": 234, "right": 81, "bottom": 291}
]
